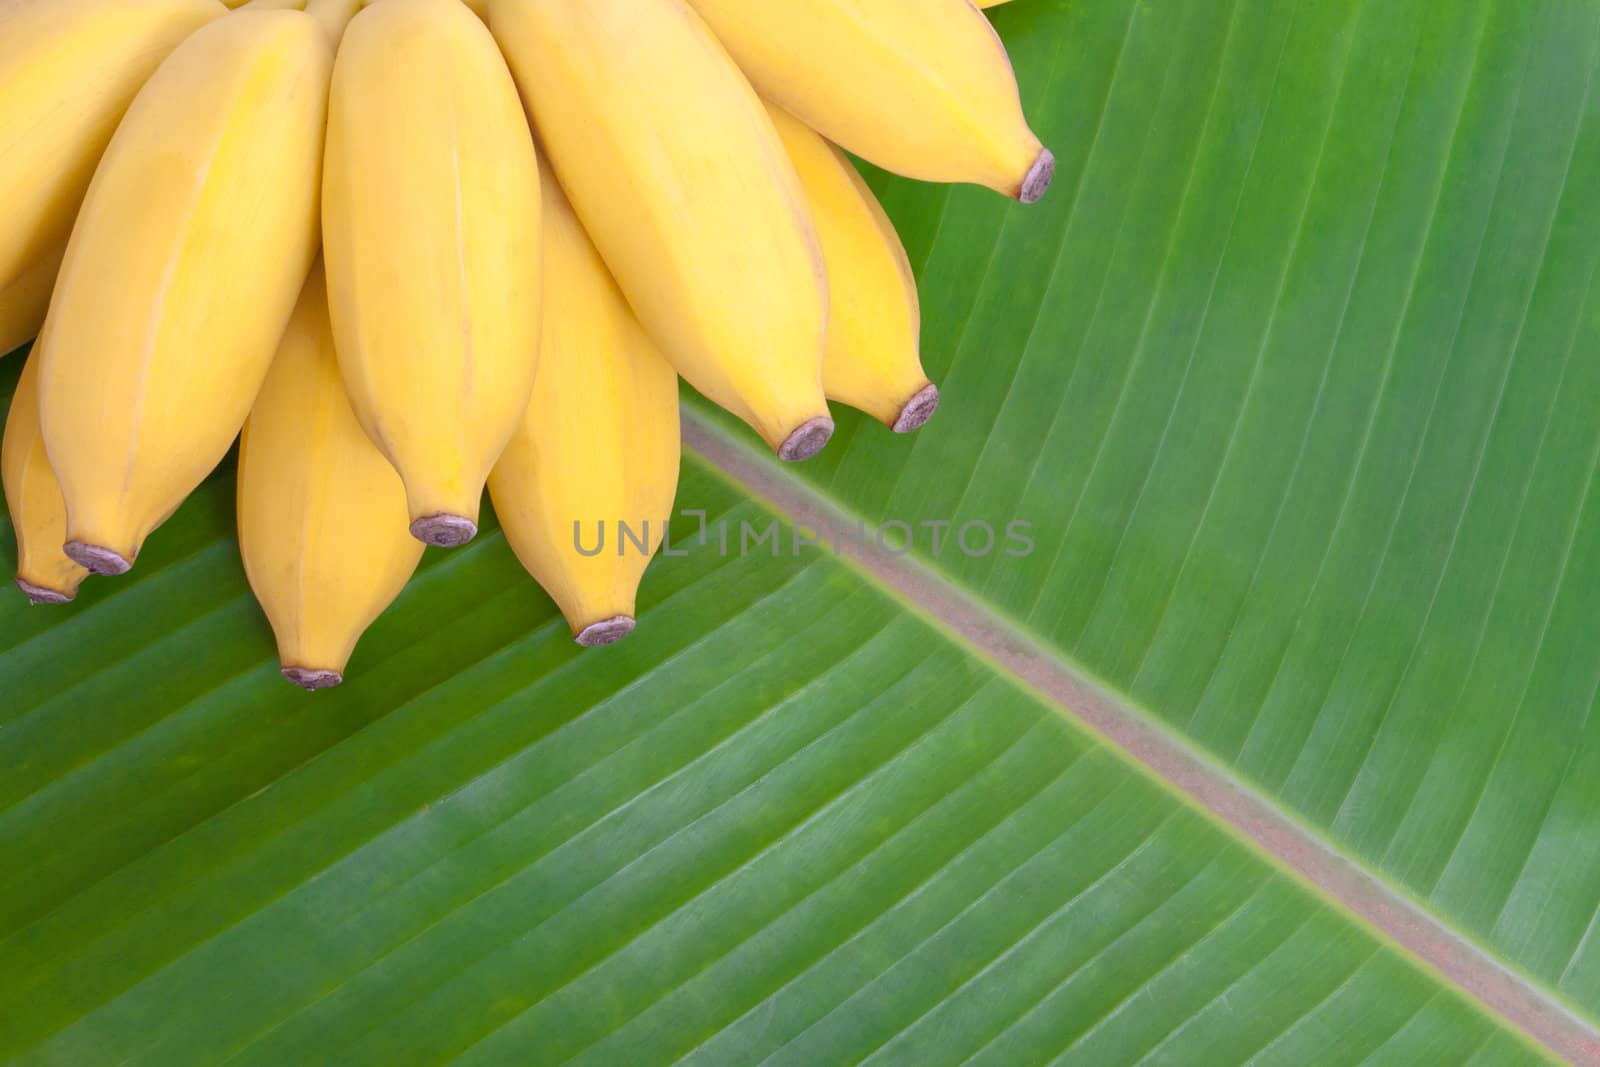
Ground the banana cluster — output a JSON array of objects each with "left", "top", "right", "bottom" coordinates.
[{"left": 0, "top": 0, "right": 1045, "bottom": 690}]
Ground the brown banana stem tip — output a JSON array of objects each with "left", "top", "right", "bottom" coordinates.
[
  {"left": 64, "top": 542, "right": 132, "bottom": 576},
  {"left": 778, "top": 416, "right": 835, "bottom": 463},
  {"left": 15, "top": 578, "right": 73, "bottom": 605},
  {"left": 283, "top": 667, "right": 344, "bottom": 691},
  {"left": 576, "top": 615, "right": 636, "bottom": 648},
  {"left": 892, "top": 384, "right": 941, "bottom": 434},
  {"left": 411, "top": 514, "right": 478, "bottom": 548},
  {"left": 1019, "top": 148, "right": 1056, "bottom": 205}
]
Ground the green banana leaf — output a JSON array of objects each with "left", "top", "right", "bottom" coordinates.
[{"left": 2, "top": 0, "right": 1596, "bottom": 1062}]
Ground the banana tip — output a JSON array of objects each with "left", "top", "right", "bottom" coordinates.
[
  {"left": 1019, "top": 148, "right": 1055, "bottom": 205},
  {"left": 15, "top": 578, "right": 73, "bottom": 606},
  {"left": 892, "top": 384, "right": 941, "bottom": 433},
  {"left": 411, "top": 514, "right": 478, "bottom": 548},
  {"left": 283, "top": 667, "right": 343, "bottom": 691},
  {"left": 64, "top": 542, "right": 132, "bottom": 576},
  {"left": 575, "top": 615, "right": 636, "bottom": 648},
  {"left": 778, "top": 417, "right": 835, "bottom": 462}
]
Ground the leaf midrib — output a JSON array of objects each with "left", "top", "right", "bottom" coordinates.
[{"left": 678, "top": 404, "right": 1600, "bottom": 1067}]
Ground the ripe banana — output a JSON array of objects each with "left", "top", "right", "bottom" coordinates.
[
  {"left": 36, "top": 6, "right": 330, "bottom": 576},
  {"left": 766, "top": 103, "right": 937, "bottom": 433},
  {"left": 305, "top": 0, "right": 361, "bottom": 39},
  {"left": 682, "top": 0, "right": 1051, "bottom": 202},
  {"left": 489, "top": 178, "right": 681, "bottom": 648},
  {"left": 3, "top": 355, "right": 89, "bottom": 605},
  {"left": 491, "top": 0, "right": 834, "bottom": 462},
  {"left": 0, "top": 0, "right": 224, "bottom": 294},
  {"left": 0, "top": 245, "right": 64, "bottom": 359},
  {"left": 238, "top": 265, "right": 424, "bottom": 691},
  {"left": 323, "top": 0, "right": 542, "bottom": 549}
]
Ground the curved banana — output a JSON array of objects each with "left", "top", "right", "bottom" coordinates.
[
  {"left": 305, "top": 0, "right": 361, "bottom": 39},
  {"left": 766, "top": 104, "right": 936, "bottom": 433},
  {"left": 489, "top": 179, "right": 681, "bottom": 648},
  {"left": 323, "top": 0, "right": 542, "bottom": 548},
  {"left": 0, "top": 245, "right": 64, "bottom": 359},
  {"left": 490, "top": 0, "right": 833, "bottom": 462},
  {"left": 682, "top": 0, "right": 1051, "bottom": 202},
  {"left": 3, "top": 355, "right": 89, "bottom": 605},
  {"left": 0, "top": 0, "right": 224, "bottom": 293},
  {"left": 36, "top": 7, "right": 330, "bottom": 576},
  {"left": 238, "top": 265, "right": 424, "bottom": 691}
]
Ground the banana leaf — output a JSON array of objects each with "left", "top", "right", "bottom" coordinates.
[{"left": 3, "top": 0, "right": 1597, "bottom": 1062}]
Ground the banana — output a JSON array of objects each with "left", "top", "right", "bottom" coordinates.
[
  {"left": 490, "top": 0, "right": 834, "bottom": 462},
  {"left": 35, "top": 6, "right": 330, "bottom": 576},
  {"left": 238, "top": 265, "right": 424, "bottom": 691},
  {"left": 766, "top": 103, "right": 937, "bottom": 433},
  {"left": 3, "top": 355, "right": 89, "bottom": 605},
  {"left": 323, "top": 0, "right": 542, "bottom": 548},
  {"left": 0, "top": 245, "right": 64, "bottom": 359},
  {"left": 978, "top": 0, "right": 1012, "bottom": 7},
  {"left": 489, "top": 178, "right": 681, "bottom": 648},
  {"left": 681, "top": 0, "right": 1051, "bottom": 202},
  {"left": 0, "top": 0, "right": 225, "bottom": 294},
  {"left": 305, "top": 0, "right": 362, "bottom": 38}
]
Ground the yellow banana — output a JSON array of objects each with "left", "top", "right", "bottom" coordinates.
[
  {"left": 36, "top": 6, "right": 330, "bottom": 576},
  {"left": 766, "top": 103, "right": 937, "bottom": 433},
  {"left": 682, "top": 0, "right": 1051, "bottom": 202},
  {"left": 0, "top": 245, "right": 64, "bottom": 359},
  {"left": 490, "top": 0, "right": 834, "bottom": 462},
  {"left": 3, "top": 355, "right": 89, "bottom": 605},
  {"left": 489, "top": 179, "right": 681, "bottom": 648},
  {"left": 238, "top": 265, "right": 424, "bottom": 691},
  {"left": 323, "top": 0, "right": 542, "bottom": 548},
  {"left": 305, "top": 0, "right": 362, "bottom": 38},
  {"left": 978, "top": 0, "right": 1012, "bottom": 7},
  {"left": 0, "top": 0, "right": 225, "bottom": 293}
]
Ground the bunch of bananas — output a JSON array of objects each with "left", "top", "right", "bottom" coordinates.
[{"left": 0, "top": 0, "right": 1046, "bottom": 689}]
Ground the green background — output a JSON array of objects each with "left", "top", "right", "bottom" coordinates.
[{"left": 3, "top": 0, "right": 1596, "bottom": 1062}]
